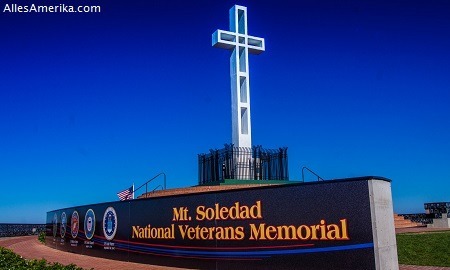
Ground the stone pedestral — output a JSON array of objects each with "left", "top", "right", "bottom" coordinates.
[{"left": 368, "top": 179, "right": 399, "bottom": 270}]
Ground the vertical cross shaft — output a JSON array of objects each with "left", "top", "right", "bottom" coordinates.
[{"left": 212, "top": 5, "right": 265, "bottom": 148}]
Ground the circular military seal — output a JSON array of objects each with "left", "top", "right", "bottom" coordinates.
[
  {"left": 60, "top": 212, "right": 67, "bottom": 238},
  {"left": 84, "top": 209, "right": 96, "bottom": 240},
  {"left": 102, "top": 207, "right": 117, "bottom": 241},
  {"left": 52, "top": 213, "right": 58, "bottom": 238},
  {"left": 71, "top": 211, "right": 79, "bottom": 239}
]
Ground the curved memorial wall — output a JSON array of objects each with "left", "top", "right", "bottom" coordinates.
[{"left": 46, "top": 177, "right": 398, "bottom": 270}]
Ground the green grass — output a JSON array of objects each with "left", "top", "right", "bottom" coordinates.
[
  {"left": 397, "top": 231, "right": 450, "bottom": 267},
  {"left": 0, "top": 246, "right": 88, "bottom": 270}
]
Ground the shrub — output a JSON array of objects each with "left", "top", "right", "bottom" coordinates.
[
  {"left": 0, "top": 247, "right": 87, "bottom": 270},
  {"left": 38, "top": 231, "right": 46, "bottom": 244}
]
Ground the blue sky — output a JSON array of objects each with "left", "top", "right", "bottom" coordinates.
[{"left": 1, "top": 0, "right": 449, "bottom": 223}]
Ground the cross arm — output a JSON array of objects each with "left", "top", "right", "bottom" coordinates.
[
  {"left": 247, "top": 35, "right": 265, "bottom": 55},
  {"left": 212, "top": 29, "right": 237, "bottom": 50},
  {"left": 212, "top": 29, "right": 265, "bottom": 55}
]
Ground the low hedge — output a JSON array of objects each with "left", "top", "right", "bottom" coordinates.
[{"left": 0, "top": 247, "right": 88, "bottom": 270}]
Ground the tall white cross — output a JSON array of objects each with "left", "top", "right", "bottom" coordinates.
[{"left": 212, "top": 5, "right": 265, "bottom": 148}]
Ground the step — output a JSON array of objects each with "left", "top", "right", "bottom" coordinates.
[
  {"left": 394, "top": 213, "right": 424, "bottom": 229},
  {"left": 395, "top": 220, "right": 415, "bottom": 225},
  {"left": 395, "top": 223, "right": 423, "bottom": 228}
]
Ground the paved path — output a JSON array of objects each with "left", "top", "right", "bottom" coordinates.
[
  {"left": 1, "top": 235, "right": 449, "bottom": 270},
  {"left": 0, "top": 236, "right": 188, "bottom": 270},
  {"left": 396, "top": 227, "right": 450, "bottom": 234}
]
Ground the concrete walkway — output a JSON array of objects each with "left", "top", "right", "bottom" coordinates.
[
  {"left": 1, "top": 235, "right": 449, "bottom": 270},
  {"left": 396, "top": 227, "right": 450, "bottom": 234},
  {"left": 0, "top": 236, "right": 186, "bottom": 270}
]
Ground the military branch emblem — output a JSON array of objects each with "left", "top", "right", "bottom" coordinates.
[
  {"left": 84, "top": 209, "right": 96, "bottom": 240},
  {"left": 60, "top": 212, "right": 67, "bottom": 238},
  {"left": 71, "top": 211, "right": 79, "bottom": 239},
  {"left": 52, "top": 213, "right": 58, "bottom": 238},
  {"left": 103, "top": 207, "right": 117, "bottom": 241}
]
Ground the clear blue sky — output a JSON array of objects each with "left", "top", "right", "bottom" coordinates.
[{"left": 1, "top": 0, "right": 449, "bottom": 223}]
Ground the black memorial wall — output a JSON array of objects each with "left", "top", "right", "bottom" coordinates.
[{"left": 46, "top": 177, "right": 384, "bottom": 270}]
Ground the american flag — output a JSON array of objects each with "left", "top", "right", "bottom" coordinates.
[{"left": 117, "top": 186, "right": 134, "bottom": 201}]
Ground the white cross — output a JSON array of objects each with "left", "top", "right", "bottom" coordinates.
[{"left": 212, "top": 5, "right": 265, "bottom": 148}]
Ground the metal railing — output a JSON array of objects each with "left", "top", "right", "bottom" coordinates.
[
  {"left": 152, "top": 185, "right": 163, "bottom": 192},
  {"left": 301, "top": 166, "right": 324, "bottom": 182},
  {"left": 134, "top": 172, "right": 166, "bottom": 197},
  {"left": 0, "top": 224, "right": 46, "bottom": 238},
  {"left": 398, "top": 214, "right": 434, "bottom": 225},
  {"left": 198, "top": 144, "right": 289, "bottom": 185}
]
